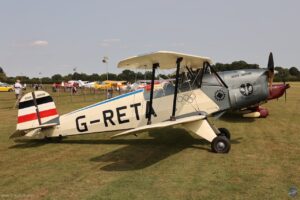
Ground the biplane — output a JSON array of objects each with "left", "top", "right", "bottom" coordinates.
[{"left": 10, "top": 51, "right": 281, "bottom": 153}]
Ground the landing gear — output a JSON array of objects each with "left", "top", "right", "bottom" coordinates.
[
  {"left": 211, "top": 136, "right": 231, "bottom": 153},
  {"left": 218, "top": 128, "right": 231, "bottom": 140},
  {"left": 182, "top": 119, "right": 231, "bottom": 153}
]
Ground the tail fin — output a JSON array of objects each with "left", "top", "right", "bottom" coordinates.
[{"left": 16, "top": 91, "right": 59, "bottom": 131}]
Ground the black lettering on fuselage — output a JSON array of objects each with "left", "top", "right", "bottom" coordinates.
[
  {"left": 130, "top": 103, "right": 141, "bottom": 120},
  {"left": 116, "top": 106, "right": 129, "bottom": 124},
  {"left": 103, "top": 110, "right": 115, "bottom": 127},
  {"left": 90, "top": 119, "right": 100, "bottom": 124},
  {"left": 76, "top": 115, "right": 88, "bottom": 132}
]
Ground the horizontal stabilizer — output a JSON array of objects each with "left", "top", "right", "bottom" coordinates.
[
  {"left": 112, "top": 115, "right": 205, "bottom": 138},
  {"left": 10, "top": 123, "right": 58, "bottom": 139},
  {"left": 10, "top": 130, "right": 27, "bottom": 139}
]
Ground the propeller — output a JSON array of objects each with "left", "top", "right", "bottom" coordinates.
[
  {"left": 267, "top": 52, "right": 274, "bottom": 90},
  {"left": 266, "top": 52, "right": 290, "bottom": 102}
]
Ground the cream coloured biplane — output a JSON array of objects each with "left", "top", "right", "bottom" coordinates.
[{"left": 11, "top": 51, "right": 233, "bottom": 153}]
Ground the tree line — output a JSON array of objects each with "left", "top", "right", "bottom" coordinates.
[{"left": 0, "top": 61, "right": 300, "bottom": 84}]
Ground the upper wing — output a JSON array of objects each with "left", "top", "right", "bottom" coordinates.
[
  {"left": 111, "top": 115, "right": 205, "bottom": 138},
  {"left": 118, "top": 51, "right": 212, "bottom": 70}
]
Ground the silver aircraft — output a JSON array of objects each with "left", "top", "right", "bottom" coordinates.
[{"left": 11, "top": 51, "right": 283, "bottom": 153}]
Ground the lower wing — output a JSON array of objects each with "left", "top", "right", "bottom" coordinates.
[{"left": 111, "top": 115, "right": 205, "bottom": 138}]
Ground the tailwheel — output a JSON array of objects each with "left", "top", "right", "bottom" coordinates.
[
  {"left": 218, "top": 128, "right": 231, "bottom": 140},
  {"left": 211, "top": 136, "right": 231, "bottom": 153}
]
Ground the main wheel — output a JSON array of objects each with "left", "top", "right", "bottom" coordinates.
[
  {"left": 211, "top": 136, "right": 231, "bottom": 153},
  {"left": 218, "top": 128, "right": 231, "bottom": 140}
]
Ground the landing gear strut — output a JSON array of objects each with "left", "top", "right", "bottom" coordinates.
[{"left": 183, "top": 119, "right": 231, "bottom": 153}]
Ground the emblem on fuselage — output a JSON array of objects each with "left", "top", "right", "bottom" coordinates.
[
  {"left": 214, "top": 90, "right": 226, "bottom": 101},
  {"left": 240, "top": 83, "right": 253, "bottom": 96},
  {"left": 177, "top": 93, "right": 196, "bottom": 103}
]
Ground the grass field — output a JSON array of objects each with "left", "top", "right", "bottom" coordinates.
[{"left": 0, "top": 83, "right": 299, "bottom": 200}]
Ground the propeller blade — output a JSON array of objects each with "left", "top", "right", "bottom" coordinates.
[
  {"left": 267, "top": 52, "right": 275, "bottom": 90},
  {"left": 268, "top": 52, "right": 274, "bottom": 72}
]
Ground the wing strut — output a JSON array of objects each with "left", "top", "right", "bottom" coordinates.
[
  {"left": 147, "top": 63, "right": 159, "bottom": 125},
  {"left": 170, "top": 57, "right": 183, "bottom": 121}
]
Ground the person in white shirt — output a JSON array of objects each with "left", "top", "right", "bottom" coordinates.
[
  {"left": 14, "top": 80, "right": 23, "bottom": 99},
  {"left": 13, "top": 80, "right": 23, "bottom": 108}
]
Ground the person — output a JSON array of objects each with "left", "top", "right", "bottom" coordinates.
[
  {"left": 13, "top": 80, "right": 23, "bottom": 100},
  {"left": 52, "top": 83, "right": 57, "bottom": 92},
  {"left": 34, "top": 83, "right": 39, "bottom": 90},
  {"left": 72, "top": 86, "right": 77, "bottom": 94},
  {"left": 13, "top": 80, "right": 23, "bottom": 108},
  {"left": 107, "top": 87, "right": 113, "bottom": 99}
]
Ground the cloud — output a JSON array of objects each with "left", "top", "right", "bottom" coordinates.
[
  {"left": 100, "top": 38, "right": 121, "bottom": 47},
  {"left": 100, "top": 43, "right": 110, "bottom": 47},
  {"left": 31, "top": 40, "right": 49, "bottom": 47},
  {"left": 102, "top": 38, "right": 121, "bottom": 43}
]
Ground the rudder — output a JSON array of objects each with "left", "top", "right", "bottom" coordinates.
[{"left": 16, "top": 91, "right": 59, "bottom": 130}]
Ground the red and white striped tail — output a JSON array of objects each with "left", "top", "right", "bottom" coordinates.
[{"left": 16, "top": 91, "right": 59, "bottom": 130}]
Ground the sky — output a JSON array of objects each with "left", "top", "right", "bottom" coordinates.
[{"left": 0, "top": 0, "right": 299, "bottom": 78}]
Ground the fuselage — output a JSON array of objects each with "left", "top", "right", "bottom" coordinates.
[
  {"left": 45, "top": 87, "right": 220, "bottom": 138},
  {"left": 202, "top": 69, "right": 269, "bottom": 110}
]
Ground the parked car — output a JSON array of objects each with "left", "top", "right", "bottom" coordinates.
[{"left": 0, "top": 83, "right": 13, "bottom": 92}]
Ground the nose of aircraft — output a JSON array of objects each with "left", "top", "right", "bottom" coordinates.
[{"left": 268, "top": 83, "right": 290, "bottom": 100}]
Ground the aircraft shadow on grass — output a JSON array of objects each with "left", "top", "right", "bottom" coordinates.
[{"left": 10, "top": 127, "right": 242, "bottom": 171}]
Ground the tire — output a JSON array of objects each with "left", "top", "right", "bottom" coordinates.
[
  {"left": 211, "top": 136, "right": 231, "bottom": 153},
  {"left": 8, "top": 89, "right": 13, "bottom": 92},
  {"left": 218, "top": 128, "right": 231, "bottom": 140}
]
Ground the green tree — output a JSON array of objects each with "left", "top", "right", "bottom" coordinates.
[
  {"left": 213, "top": 61, "right": 259, "bottom": 71},
  {"left": 16, "top": 76, "right": 30, "bottom": 83},
  {"left": 31, "top": 78, "right": 40, "bottom": 84},
  {"left": 289, "top": 67, "right": 300, "bottom": 76},
  {"left": 118, "top": 70, "right": 136, "bottom": 82},
  {"left": 41, "top": 77, "right": 52, "bottom": 84},
  {"left": 51, "top": 74, "right": 63, "bottom": 83},
  {"left": 136, "top": 72, "right": 144, "bottom": 80},
  {"left": 87, "top": 73, "right": 100, "bottom": 81},
  {"left": 99, "top": 73, "right": 117, "bottom": 81},
  {"left": 63, "top": 74, "right": 73, "bottom": 81},
  {"left": 144, "top": 71, "right": 153, "bottom": 80},
  {"left": 0, "top": 66, "right": 7, "bottom": 82},
  {"left": 274, "top": 66, "right": 290, "bottom": 82}
]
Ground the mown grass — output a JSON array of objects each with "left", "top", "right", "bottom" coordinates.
[{"left": 0, "top": 83, "right": 299, "bottom": 200}]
